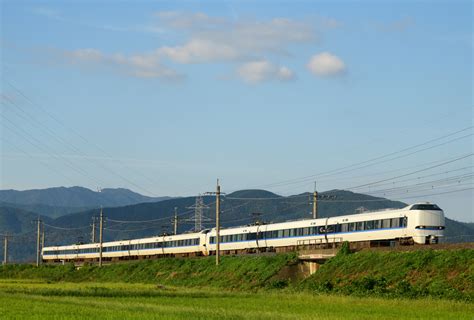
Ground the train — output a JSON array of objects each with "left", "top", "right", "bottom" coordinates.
[{"left": 42, "top": 203, "right": 445, "bottom": 264}]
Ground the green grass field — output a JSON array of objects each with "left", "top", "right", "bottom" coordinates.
[{"left": 0, "top": 280, "right": 472, "bottom": 320}]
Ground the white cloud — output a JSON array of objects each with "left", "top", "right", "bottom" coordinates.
[
  {"left": 52, "top": 12, "right": 346, "bottom": 83},
  {"left": 307, "top": 52, "right": 346, "bottom": 77},
  {"left": 157, "top": 39, "right": 240, "bottom": 63},
  {"left": 237, "top": 60, "right": 295, "bottom": 83},
  {"left": 154, "top": 11, "right": 226, "bottom": 30},
  {"left": 155, "top": 13, "right": 316, "bottom": 63},
  {"left": 64, "top": 49, "right": 182, "bottom": 81}
]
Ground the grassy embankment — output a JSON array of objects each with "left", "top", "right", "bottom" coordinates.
[
  {"left": 1, "top": 248, "right": 473, "bottom": 319},
  {"left": 301, "top": 246, "right": 474, "bottom": 301},
  {"left": 0, "top": 280, "right": 472, "bottom": 320},
  {"left": 1, "top": 248, "right": 472, "bottom": 301},
  {"left": 0, "top": 253, "right": 296, "bottom": 290}
]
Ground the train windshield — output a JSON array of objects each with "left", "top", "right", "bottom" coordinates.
[{"left": 410, "top": 204, "right": 442, "bottom": 211}]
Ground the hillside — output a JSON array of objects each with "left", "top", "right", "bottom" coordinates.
[
  {"left": 0, "top": 187, "right": 170, "bottom": 218},
  {"left": 0, "top": 189, "right": 473, "bottom": 262}
]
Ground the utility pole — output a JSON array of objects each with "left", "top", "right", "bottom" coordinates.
[
  {"left": 312, "top": 182, "right": 318, "bottom": 219},
  {"left": 173, "top": 207, "right": 178, "bottom": 235},
  {"left": 3, "top": 233, "right": 9, "bottom": 265},
  {"left": 215, "top": 180, "right": 221, "bottom": 266},
  {"left": 91, "top": 216, "right": 96, "bottom": 243},
  {"left": 205, "top": 180, "right": 224, "bottom": 266},
  {"left": 34, "top": 217, "right": 42, "bottom": 267},
  {"left": 41, "top": 224, "right": 45, "bottom": 251},
  {"left": 99, "top": 207, "right": 103, "bottom": 267}
]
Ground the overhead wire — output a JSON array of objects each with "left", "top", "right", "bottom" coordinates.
[
  {"left": 4, "top": 78, "right": 184, "bottom": 196},
  {"left": 1, "top": 115, "right": 105, "bottom": 186},
  {"left": 0, "top": 136, "right": 77, "bottom": 185},
  {"left": 347, "top": 153, "right": 473, "bottom": 190},
  {"left": 250, "top": 126, "right": 473, "bottom": 190},
  {"left": 2, "top": 92, "right": 161, "bottom": 196}
]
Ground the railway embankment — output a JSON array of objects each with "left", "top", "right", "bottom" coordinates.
[
  {"left": 300, "top": 246, "right": 473, "bottom": 301},
  {"left": 1, "top": 246, "right": 472, "bottom": 301}
]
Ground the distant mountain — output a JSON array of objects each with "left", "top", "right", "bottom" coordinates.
[
  {"left": 0, "top": 207, "right": 53, "bottom": 262},
  {"left": 0, "top": 206, "right": 51, "bottom": 235},
  {"left": 0, "top": 187, "right": 171, "bottom": 217},
  {"left": 0, "top": 202, "right": 92, "bottom": 219},
  {"left": 444, "top": 218, "right": 474, "bottom": 242},
  {"left": 1, "top": 189, "right": 472, "bottom": 262}
]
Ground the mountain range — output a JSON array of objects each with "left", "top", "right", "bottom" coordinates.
[
  {"left": 0, "top": 187, "right": 472, "bottom": 262},
  {"left": 0, "top": 187, "right": 171, "bottom": 218}
]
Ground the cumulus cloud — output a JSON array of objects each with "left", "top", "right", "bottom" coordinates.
[
  {"left": 53, "top": 12, "right": 346, "bottom": 83},
  {"left": 307, "top": 52, "right": 346, "bottom": 77},
  {"left": 237, "top": 60, "right": 295, "bottom": 83},
  {"left": 155, "top": 13, "right": 316, "bottom": 63},
  {"left": 157, "top": 39, "right": 240, "bottom": 64}
]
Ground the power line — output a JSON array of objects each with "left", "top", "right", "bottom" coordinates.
[
  {"left": 1, "top": 116, "right": 105, "bottom": 186},
  {"left": 250, "top": 126, "right": 473, "bottom": 190},
  {"left": 5, "top": 80, "right": 165, "bottom": 196},
  {"left": 347, "top": 153, "right": 473, "bottom": 190},
  {"left": 0, "top": 136, "right": 77, "bottom": 185},
  {"left": 357, "top": 166, "right": 473, "bottom": 190},
  {"left": 364, "top": 173, "right": 474, "bottom": 195},
  {"left": 106, "top": 208, "right": 197, "bottom": 224},
  {"left": 394, "top": 187, "right": 473, "bottom": 200},
  {"left": 43, "top": 223, "right": 91, "bottom": 231},
  {"left": 273, "top": 154, "right": 474, "bottom": 196},
  {"left": 2, "top": 94, "right": 160, "bottom": 197}
]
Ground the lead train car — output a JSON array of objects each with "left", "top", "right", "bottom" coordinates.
[{"left": 42, "top": 203, "right": 445, "bottom": 264}]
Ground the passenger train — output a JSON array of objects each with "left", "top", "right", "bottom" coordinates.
[{"left": 42, "top": 203, "right": 445, "bottom": 264}]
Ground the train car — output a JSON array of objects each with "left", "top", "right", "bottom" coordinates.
[
  {"left": 42, "top": 232, "right": 203, "bottom": 263},
  {"left": 42, "top": 203, "right": 445, "bottom": 264},
  {"left": 205, "top": 203, "right": 445, "bottom": 255}
]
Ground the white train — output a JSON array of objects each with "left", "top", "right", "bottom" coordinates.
[{"left": 42, "top": 203, "right": 445, "bottom": 263}]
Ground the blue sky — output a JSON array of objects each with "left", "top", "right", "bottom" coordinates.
[{"left": 1, "top": 1, "right": 473, "bottom": 222}]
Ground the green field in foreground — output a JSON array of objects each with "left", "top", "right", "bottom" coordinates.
[{"left": 0, "top": 280, "right": 472, "bottom": 320}]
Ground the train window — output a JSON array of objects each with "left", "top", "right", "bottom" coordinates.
[
  {"left": 341, "top": 223, "right": 348, "bottom": 232},
  {"left": 391, "top": 218, "right": 400, "bottom": 228},
  {"left": 410, "top": 204, "right": 442, "bottom": 211},
  {"left": 374, "top": 220, "right": 382, "bottom": 229},
  {"left": 348, "top": 223, "right": 356, "bottom": 232},
  {"left": 356, "top": 222, "right": 364, "bottom": 231},
  {"left": 382, "top": 219, "right": 391, "bottom": 229},
  {"left": 365, "top": 221, "right": 374, "bottom": 230}
]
